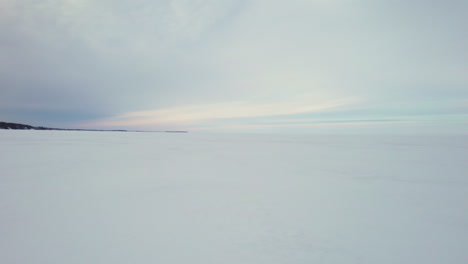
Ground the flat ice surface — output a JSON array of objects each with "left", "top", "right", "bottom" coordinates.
[{"left": 1, "top": 131, "right": 467, "bottom": 264}]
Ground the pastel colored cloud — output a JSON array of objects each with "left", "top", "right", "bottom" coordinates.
[{"left": 84, "top": 96, "right": 359, "bottom": 129}]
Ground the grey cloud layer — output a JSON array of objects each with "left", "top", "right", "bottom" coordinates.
[
  {"left": 1, "top": 0, "right": 466, "bottom": 131},
  {"left": 1, "top": 0, "right": 244, "bottom": 125}
]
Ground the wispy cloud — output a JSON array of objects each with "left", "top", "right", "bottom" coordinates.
[
  {"left": 195, "top": 120, "right": 404, "bottom": 133},
  {"left": 83, "top": 96, "right": 359, "bottom": 129}
]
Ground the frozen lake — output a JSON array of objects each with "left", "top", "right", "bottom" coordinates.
[{"left": 1, "top": 130, "right": 467, "bottom": 264}]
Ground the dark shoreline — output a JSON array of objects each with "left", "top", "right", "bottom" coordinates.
[{"left": 0, "top": 121, "right": 187, "bottom": 133}]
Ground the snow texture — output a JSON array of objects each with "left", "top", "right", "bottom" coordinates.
[{"left": 1, "top": 130, "right": 467, "bottom": 264}]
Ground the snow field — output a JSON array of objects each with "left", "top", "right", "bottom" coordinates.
[{"left": 1, "top": 131, "right": 467, "bottom": 263}]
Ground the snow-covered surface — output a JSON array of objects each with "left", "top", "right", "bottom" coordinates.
[{"left": 1, "top": 130, "right": 467, "bottom": 264}]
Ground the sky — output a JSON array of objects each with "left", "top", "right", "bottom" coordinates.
[{"left": 1, "top": 0, "right": 467, "bottom": 134}]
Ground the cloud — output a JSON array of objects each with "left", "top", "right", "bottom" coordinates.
[
  {"left": 0, "top": 0, "right": 245, "bottom": 123},
  {"left": 82, "top": 96, "right": 359, "bottom": 129},
  {"left": 1, "top": 0, "right": 467, "bottom": 133}
]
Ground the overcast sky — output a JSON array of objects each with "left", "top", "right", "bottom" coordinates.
[{"left": 1, "top": 0, "right": 467, "bottom": 133}]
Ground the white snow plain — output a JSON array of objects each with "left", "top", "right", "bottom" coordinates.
[{"left": 1, "top": 130, "right": 467, "bottom": 264}]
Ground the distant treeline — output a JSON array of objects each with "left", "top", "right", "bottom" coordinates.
[
  {"left": 0, "top": 121, "right": 187, "bottom": 133},
  {"left": 1, "top": 121, "right": 47, "bottom": 130},
  {"left": 0, "top": 121, "right": 126, "bottom": 132}
]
